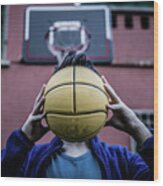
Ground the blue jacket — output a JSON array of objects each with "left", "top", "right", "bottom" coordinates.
[{"left": 1, "top": 129, "right": 153, "bottom": 180}]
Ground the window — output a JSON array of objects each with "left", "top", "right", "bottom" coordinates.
[
  {"left": 112, "top": 14, "right": 117, "bottom": 28},
  {"left": 135, "top": 110, "right": 154, "bottom": 128},
  {"left": 125, "top": 14, "right": 133, "bottom": 29},
  {"left": 140, "top": 15, "right": 149, "bottom": 29}
]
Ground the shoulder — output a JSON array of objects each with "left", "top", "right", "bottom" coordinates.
[
  {"left": 28, "top": 136, "right": 63, "bottom": 160},
  {"left": 102, "top": 141, "right": 133, "bottom": 158},
  {"left": 99, "top": 140, "right": 148, "bottom": 168},
  {"left": 30, "top": 143, "right": 49, "bottom": 154},
  {"left": 91, "top": 136, "right": 128, "bottom": 154},
  {"left": 91, "top": 136, "right": 139, "bottom": 161},
  {"left": 90, "top": 136, "right": 151, "bottom": 179}
]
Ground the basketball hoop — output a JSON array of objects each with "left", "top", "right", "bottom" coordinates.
[{"left": 45, "top": 21, "right": 91, "bottom": 64}]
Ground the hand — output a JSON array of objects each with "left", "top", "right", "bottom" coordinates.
[
  {"left": 21, "top": 85, "right": 49, "bottom": 142},
  {"left": 101, "top": 76, "right": 152, "bottom": 146}
]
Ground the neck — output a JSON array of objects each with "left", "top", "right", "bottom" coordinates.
[{"left": 62, "top": 140, "right": 89, "bottom": 157}]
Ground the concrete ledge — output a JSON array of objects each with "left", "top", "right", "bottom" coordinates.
[{"left": 1, "top": 59, "right": 10, "bottom": 67}]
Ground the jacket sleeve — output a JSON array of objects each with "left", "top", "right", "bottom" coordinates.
[
  {"left": 138, "top": 136, "right": 154, "bottom": 179},
  {"left": 127, "top": 136, "right": 154, "bottom": 180},
  {"left": 1, "top": 129, "right": 34, "bottom": 177}
]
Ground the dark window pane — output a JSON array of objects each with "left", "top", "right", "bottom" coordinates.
[
  {"left": 142, "top": 114, "right": 147, "bottom": 121},
  {"left": 125, "top": 14, "right": 133, "bottom": 29},
  {"left": 112, "top": 14, "right": 117, "bottom": 28},
  {"left": 141, "top": 16, "right": 149, "bottom": 29},
  {"left": 150, "top": 114, "right": 154, "bottom": 122}
]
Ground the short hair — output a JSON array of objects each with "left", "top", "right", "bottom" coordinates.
[{"left": 54, "top": 51, "right": 100, "bottom": 76}]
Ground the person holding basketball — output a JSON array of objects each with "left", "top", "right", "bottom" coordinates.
[{"left": 1, "top": 53, "right": 153, "bottom": 180}]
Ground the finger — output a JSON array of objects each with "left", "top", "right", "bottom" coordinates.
[
  {"left": 39, "top": 105, "right": 44, "bottom": 113},
  {"left": 38, "top": 101, "right": 45, "bottom": 113},
  {"left": 106, "top": 104, "right": 113, "bottom": 115},
  {"left": 107, "top": 104, "right": 122, "bottom": 111},
  {"left": 108, "top": 97, "right": 113, "bottom": 104},
  {"left": 32, "top": 97, "right": 45, "bottom": 115},
  {"left": 101, "top": 76, "right": 121, "bottom": 103},
  {"left": 101, "top": 76, "right": 121, "bottom": 104},
  {"left": 34, "top": 84, "right": 46, "bottom": 105},
  {"left": 32, "top": 112, "right": 45, "bottom": 121}
]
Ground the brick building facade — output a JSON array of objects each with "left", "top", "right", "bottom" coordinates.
[{"left": 1, "top": 4, "right": 154, "bottom": 150}]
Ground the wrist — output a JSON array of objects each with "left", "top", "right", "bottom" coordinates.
[
  {"left": 131, "top": 123, "right": 152, "bottom": 146},
  {"left": 21, "top": 125, "right": 35, "bottom": 143},
  {"left": 19, "top": 129, "right": 35, "bottom": 146}
]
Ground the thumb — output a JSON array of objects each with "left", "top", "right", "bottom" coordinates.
[
  {"left": 107, "top": 104, "right": 121, "bottom": 111},
  {"left": 32, "top": 113, "right": 45, "bottom": 121}
]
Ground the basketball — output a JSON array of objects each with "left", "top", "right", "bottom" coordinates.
[{"left": 44, "top": 66, "right": 108, "bottom": 142}]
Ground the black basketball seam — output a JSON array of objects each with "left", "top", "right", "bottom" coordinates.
[
  {"left": 46, "top": 110, "right": 107, "bottom": 116},
  {"left": 73, "top": 65, "right": 76, "bottom": 113},
  {"left": 45, "top": 82, "right": 107, "bottom": 97}
]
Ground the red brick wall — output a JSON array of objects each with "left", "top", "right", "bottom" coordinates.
[
  {"left": 6, "top": 6, "right": 154, "bottom": 64},
  {"left": 7, "top": 5, "right": 25, "bottom": 61},
  {"left": 1, "top": 64, "right": 153, "bottom": 148},
  {"left": 1, "top": 5, "right": 154, "bottom": 149},
  {"left": 112, "top": 13, "right": 154, "bottom": 65}
]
